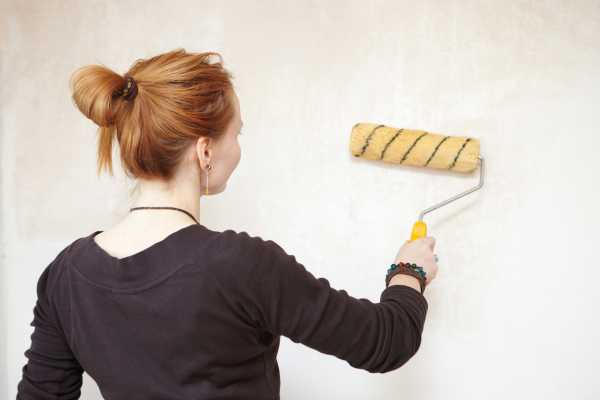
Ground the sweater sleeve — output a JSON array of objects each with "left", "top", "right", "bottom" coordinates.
[
  {"left": 243, "top": 234, "right": 429, "bottom": 373},
  {"left": 16, "top": 257, "right": 84, "bottom": 399}
]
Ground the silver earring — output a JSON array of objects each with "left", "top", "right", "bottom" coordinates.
[{"left": 206, "top": 164, "right": 212, "bottom": 195}]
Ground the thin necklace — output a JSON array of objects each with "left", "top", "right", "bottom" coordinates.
[{"left": 129, "top": 206, "right": 200, "bottom": 225}]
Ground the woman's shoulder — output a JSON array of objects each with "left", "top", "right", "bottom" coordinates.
[
  {"left": 213, "top": 228, "right": 276, "bottom": 257},
  {"left": 219, "top": 227, "right": 289, "bottom": 254},
  {"left": 32, "top": 235, "right": 88, "bottom": 307},
  {"left": 205, "top": 228, "right": 293, "bottom": 277}
]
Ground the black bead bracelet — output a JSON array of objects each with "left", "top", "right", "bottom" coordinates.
[{"left": 386, "top": 262, "right": 427, "bottom": 293}]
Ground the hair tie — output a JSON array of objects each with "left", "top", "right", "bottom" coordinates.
[{"left": 119, "top": 75, "right": 138, "bottom": 101}]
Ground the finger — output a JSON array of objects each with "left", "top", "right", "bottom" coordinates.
[{"left": 424, "top": 236, "right": 436, "bottom": 250}]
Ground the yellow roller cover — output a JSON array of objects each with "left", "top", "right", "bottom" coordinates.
[{"left": 349, "top": 122, "right": 480, "bottom": 173}]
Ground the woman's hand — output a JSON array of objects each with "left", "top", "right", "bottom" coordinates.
[{"left": 394, "top": 236, "right": 439, "bottom": 286}]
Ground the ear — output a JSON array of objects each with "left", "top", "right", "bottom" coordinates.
[{"left": 195, "top": 136, "right": 212, "bottom": 169}]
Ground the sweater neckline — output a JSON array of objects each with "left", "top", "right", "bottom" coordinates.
[
  {"left": 72, "top": 223, "right": 210, "bottom": 291},
  {"left": 89, "top": 223, "right": 202, "bottom": 262}
]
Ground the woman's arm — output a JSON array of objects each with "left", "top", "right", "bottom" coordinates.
[
  {"left": 235, "top": 232, "right": 428, "bottom": 373},
  {"left": 16, "top": 256, "right": 84, "bottom": 399}
]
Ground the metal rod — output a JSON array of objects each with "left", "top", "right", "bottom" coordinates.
[{"left": 418, "top": 155, "right": 485, "bottom": 221}]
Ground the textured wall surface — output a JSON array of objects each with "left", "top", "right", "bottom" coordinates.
[{"left": 2, "top": 1, "right": 599, "bottom": 399}]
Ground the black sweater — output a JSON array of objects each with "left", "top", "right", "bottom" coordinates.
[{"left": 16, "top": 223, "right": 428, "bottom": 399}]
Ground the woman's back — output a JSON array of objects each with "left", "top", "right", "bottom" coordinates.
[{"left": 16, "top": 224, "right": 428, "bottom": 399}]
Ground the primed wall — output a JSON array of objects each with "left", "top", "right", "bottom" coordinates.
[{"left": 2, "top": 1, "right": 599, "bottom": 399}]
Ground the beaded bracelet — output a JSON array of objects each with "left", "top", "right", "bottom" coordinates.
[
  {"left": 385, "top": 262, "right": 427, "bottom": 294},
  {"left": 390, "top": 262, "right": 427, "bottom": 282}
]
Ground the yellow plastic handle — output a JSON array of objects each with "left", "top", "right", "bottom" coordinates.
[{"left": 409, "top": 220, "right": 427, "bottom": 242}]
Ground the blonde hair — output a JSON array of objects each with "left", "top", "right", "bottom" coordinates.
[{"left": 70, "top": 48, "right": 235, "bottom": 180}]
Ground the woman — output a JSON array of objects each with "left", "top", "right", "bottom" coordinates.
[{"left": 16, "top": 48, "right": 438, "bottom": 399}]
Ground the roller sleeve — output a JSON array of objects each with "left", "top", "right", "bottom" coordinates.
[{"left": 350, "top": 122, "right": 480, "bottom": 173}]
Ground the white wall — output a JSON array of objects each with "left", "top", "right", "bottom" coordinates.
[{"left": 2, "top": 1, "right": 599, "bottom": 399}]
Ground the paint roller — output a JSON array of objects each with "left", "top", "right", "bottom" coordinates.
[{"left": 349, "top": 122, "right": 485, "bottom": 244}]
